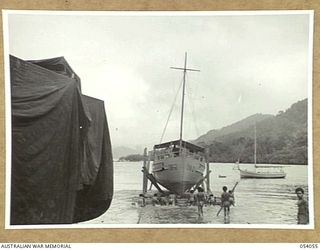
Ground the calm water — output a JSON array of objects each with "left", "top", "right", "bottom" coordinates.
[{"left": 83, "top": 162, "right": 309, "bottom": 225}]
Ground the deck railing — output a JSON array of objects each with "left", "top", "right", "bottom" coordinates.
[{"left": 153, "top": 148, "right": 205, "bottom": 162}]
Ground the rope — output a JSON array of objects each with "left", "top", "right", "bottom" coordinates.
[
  {"left": 159, "top": 77, "right": 184, "bottom": 143},
  {"left": 236, "top": 138, "right": 249, "bottom": 163}
]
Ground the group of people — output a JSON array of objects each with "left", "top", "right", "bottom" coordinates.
[
  {"left": 191, "top": 185, "right": 309, "bottom": 224},
  {"left": 137, "top": 193, "right": 176, "bottom": 207},
  {"left": 192, "top": 186, "right": 309, "bottom": 224},
  {"left": 138, "top": 186, "right": 309, "bottom": 225},
  {"left": 189, "top": 186, "right": 235, "bottom": 218},
  {"left": 152, "top": 193, "right": 176, "bottom": 206}
]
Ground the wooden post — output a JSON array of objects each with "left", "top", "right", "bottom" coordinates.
[
  {"left": 142, "top": 148, "right": 148, "bottom": 194},
  {"left": 147, "top": 150, "right": 152, "bottom": 190},
  {"left": 205, "top": 148, "right": 211, "bottom": 193},
  {"left": 146, "top": 150, "right": 151, "bottom": 173}
]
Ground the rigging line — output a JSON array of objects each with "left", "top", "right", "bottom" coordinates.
[
  {"left": 237, "top": 144, "right": 246, "bottom": 161},
  {"left": 185, "top": 75, "right": 200, "bottom": 138},
  {"left": 159, "top": 77, "right": 184, "bottom": 144},
  {"left": 237, "top": 137, "right": 250, "bottom": 162}
]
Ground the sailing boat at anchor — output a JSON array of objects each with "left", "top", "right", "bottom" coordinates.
[
  {"left": 237, "top": 124, "right": 286, "bottom": 179},
  {"left": 151, "top": 53, "right": 206, "bottom": 195}
]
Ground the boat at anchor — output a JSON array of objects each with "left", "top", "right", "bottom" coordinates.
[
  {"left": 238, "top": 167, "right": 286, "bottom": 179},
  {"left": 236, "top": 124, "right": 286, "bottom": 179}
]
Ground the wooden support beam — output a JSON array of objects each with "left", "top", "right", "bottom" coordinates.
[
  {"left": 142, "top": 166, "right": 164, "bottom": 193},
  {"left": 190, "top": 170, "right": 211, "bottom": 192}
]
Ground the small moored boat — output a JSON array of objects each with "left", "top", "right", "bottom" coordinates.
[
  {"left": 236, "top": 124, "right": 286, "bottom": 179},
  {"left": 238, "top": 168, "right": 286, "bottom": 179}
]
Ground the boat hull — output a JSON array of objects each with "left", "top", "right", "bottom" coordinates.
[
  {"left": 239, "top": 169, "right": 286, "bottom": 179},
  {"left": 152, "top": 155, "right": 205, "bottom": 194}
]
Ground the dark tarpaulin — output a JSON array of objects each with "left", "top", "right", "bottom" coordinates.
[
  {"left": 28, "top": 57, "right": 81, "bottom": 90},
  {"left": 73, "top": 95, "right": 113, "bottom": 223},
  {"left": 10, "top": 55, "right": 113, "bottom": 225}
]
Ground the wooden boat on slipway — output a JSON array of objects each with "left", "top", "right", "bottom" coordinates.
[
  {"left": 152, "top": 139, "right": 206, "bottom": 195},
  {"left": 151, "top": 53, "right": 206, "bottom": 195}
]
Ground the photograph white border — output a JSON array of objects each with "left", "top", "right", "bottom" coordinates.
[{"left": 2, "top": 9, "right": 314, "bottom": 230}]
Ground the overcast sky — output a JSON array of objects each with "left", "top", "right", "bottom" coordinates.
[{"left": 6, "top": 11, "right": 312, "bottom": 151}]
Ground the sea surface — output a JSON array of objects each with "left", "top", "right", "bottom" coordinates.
[{"left": 83, "top": 162, "right": 309, "bottom": 225}]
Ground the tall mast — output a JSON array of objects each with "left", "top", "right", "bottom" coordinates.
[
  {"left": 179, "top": 53, "right": 187, "bottom": 147},
  {"left": 171, "top": 52, "right": 200, "bottom": 149}
]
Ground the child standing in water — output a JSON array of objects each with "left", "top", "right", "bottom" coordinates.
[
  {"left": 188, "top": 190, "right": 195, "bottom": 206},
  {"left": 195, "top": 187, "right": 206, "bottom": 217},
  {"left": 229, "top": 190, "right": 235, "bottom": 206},
  {"left": 221, "top": 186, "right": 231, "bottom": 218}
]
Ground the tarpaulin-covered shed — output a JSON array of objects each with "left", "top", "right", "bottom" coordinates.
[{"left": 10, "top": 55, "right": 113, "bottom": 225}]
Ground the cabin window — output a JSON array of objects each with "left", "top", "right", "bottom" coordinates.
[{"left": 169, "top": 164, "right": 177, "bottom": 170}]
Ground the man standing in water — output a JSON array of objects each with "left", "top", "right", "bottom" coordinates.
[{"left": 295, "top": 187, "right": 309, "bottom": 224}]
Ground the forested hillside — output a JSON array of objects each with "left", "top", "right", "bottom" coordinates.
[{"left": 195, "top": 99, "right": 308, "bottom": 164}]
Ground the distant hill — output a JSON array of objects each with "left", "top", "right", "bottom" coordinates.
[
  {"left": 119, "top": 154, "right": 144, "bottom": 162},
  {"left": 112, "top": 146, "right": 139, "bottom": 159},
  {"left": 194, "top": 99, "right": 308, "bottom": 164},
  {"left": 194, "top": 113, "right": 273, "bottom": 144}
]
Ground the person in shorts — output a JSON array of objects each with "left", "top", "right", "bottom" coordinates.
[
  {"left": 188, "top": 190, "right": 195, "bottom": 206},
  {"left": 195, "top": 187, "right": 206, "bottom": 217},
  {"left": 221, "top": 186, "right": 231, "bottom": 218},
  {"left": 229, "top": 190, "right": 235, "bottom": 206}
]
